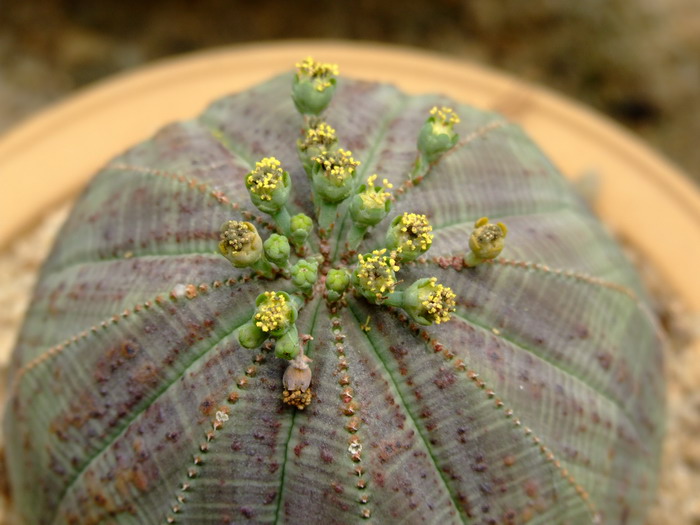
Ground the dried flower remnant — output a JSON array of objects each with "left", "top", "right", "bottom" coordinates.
[
  {"left": 281, "top": 387, "right": 313, "bottom": 410},
  {"left": 282, "top": 349, "right": 313, "bottom": 409},
  {"left": 283, "top": 353, "right": 313, "bottom": 392}
]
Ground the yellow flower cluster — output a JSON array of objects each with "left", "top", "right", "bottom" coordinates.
[
  {"left": 247, "top": 157, "right": 284, "bottom": 201},
  {"left": 220, "top": 221, "right": 257, "bottom": 254},
  {"left": 254, "top": 291, "right": 292, "bottom": 333},
  {"left": 421, "top": 278, "right": 457, "bottom": 325},
  {"left": 396, "top": 213, "right": 433, "bottom": 254},
  {"left": 430, "top": 106, "right": 460, "bottom": 126},
  {"left": 314, "top": 148, "right": 360, "bottom": 185},
  {"left": 296, "top": 57, "right": 340, "bottom": 92},
  {"left": 359, "top": 174, "right": 393, "bottom": 208},
  {"left": 356, "top": 249, "right": 400, "bottom": 300},
  {"left": 299, "top": 121, "right": 337, "bottom": 151}
]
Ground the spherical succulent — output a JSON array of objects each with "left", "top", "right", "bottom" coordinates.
[{"left": 4, "top": 57, "right": 664, "bottom": 524}]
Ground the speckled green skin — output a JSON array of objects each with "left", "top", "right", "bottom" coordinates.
[{"left": 4, "top": 72, "right": 664, "bottom": 524}]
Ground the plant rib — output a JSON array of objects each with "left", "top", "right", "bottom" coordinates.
[
  {"left": 387, "top": 307, "right": 602, "bottom": 523},
  {"left": 347, "top": 299, "right": 469, "bottom": 525}
]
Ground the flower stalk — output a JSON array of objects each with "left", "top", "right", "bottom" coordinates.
[
  {"left": 311, "top": 148, "right": 361, "bottom": 230},
  {"left": 245, "top": 157, "right": 292, "bottom": 235},
  {"left": 348, "top": 174, "right": 393, "bottom": 250},
  {"left": 298, "top": 119, "right": 338, "bottom": 174},
  {"left": 411, "top": 106, "right": 460, "bottom": 181}
]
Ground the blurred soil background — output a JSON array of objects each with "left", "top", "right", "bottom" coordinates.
[
  {"left": 1, "top": 1, "right": 700, "bottom": 524},
  {"left": 1, "top": 0, "right": 699, "bottom": 184}
]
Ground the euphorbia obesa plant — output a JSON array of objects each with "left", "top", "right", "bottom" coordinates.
[{"left": 4, "top": 57, "right": 664, "bottom": 524}]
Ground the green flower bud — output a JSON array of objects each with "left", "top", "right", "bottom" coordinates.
[
  {"left": 298, "top": 119, "right": 338, "bottom": 173},
  {"left": 219, "top": 220, "right": 263, "bottom": 268},
  {"left": 292, "top": 57, "right": 339, "bottom": 115},
  {"left": 465, "top": 217, "right": 508, "bottom": 266},
  {"left": 385, "top": 212, "right": 434, "bottom": 262},
  {"left": 326, "top": 268, "right": 350, "bottom": 293},
  {"left": 417, "top": 106, "right": 460, "bottom": 164},
  {"left": 291, "top": 259, "right": 319, "bottom": 293},
  {"left": 245, "top": 157, "right": 291, "bottom": 215},
  {"left": 403, "top": 277, "right": 456, "bottom": 326},
  {"left": 352, "top": 249, "right": 400, "bottom": 304},
  {"left": 311, "top": 149, "right": 360, "bottom": 203},
  {"left": 263, "top": 233, "right": 291, "bottom": 267},
  {"left": 275, "top": 325, "right": 301, "bottom": 360},
  {"left": 254, "top": 291, "right": 298, "bottom": 337},
  {"left": 290, "top": 213, "right": 313, "bottom": 246},
  {"left": 238, "top": 320, "right": 267, "bottom": 349},
  {"left": 326, "top": 268, "right": 350, "bottom": 302},
  {"left": 350, "top": 174, "right": 393, "bottom": 227}
]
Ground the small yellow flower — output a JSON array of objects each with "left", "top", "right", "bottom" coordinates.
[
  {"left": 355, "top": 249, "right": 400, "bottom": 301},
  {"left": 254, "top": 291, "right": 294, "bottom": 333},
  {"left": 313, "top": 148, "right": 360, "bottom": 185},
  {"left": 246, "top": 157, "right": 285, "bottom": 201},
  {"left": 403, "top": 277, "right": 457, "bottom": 325},
  {"left": 417, "top": 107, "right": 461, "bottom": 164},
  {"left": 430, "top": 106, "right": 460, "bottom": 126},
  {"left": 299, "top": 120, "right": 337, "bottom": 152},
  {"left": 359, "top": 175, "right": 393, "bottom": 208},
  {"left": 420, "top": 278, "right": 456, "bottom": 325},
  {"left": 296, "top": 57, "right": 340, "bottom": 92},
  {"left": 387, "top": 213, "right": 433, "bottom": 260}
]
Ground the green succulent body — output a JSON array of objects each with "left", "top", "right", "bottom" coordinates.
[{"left": 4, "top": 68, "right": 664, "bottom": 525}]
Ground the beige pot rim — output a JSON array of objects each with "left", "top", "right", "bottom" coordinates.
[{"left": 1, "top": 39, "right": 699, "bottom": 308}]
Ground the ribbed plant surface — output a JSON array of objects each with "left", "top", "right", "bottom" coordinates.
[{"left": 4, "top": 72, "right": 664, "bottom": 525}]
